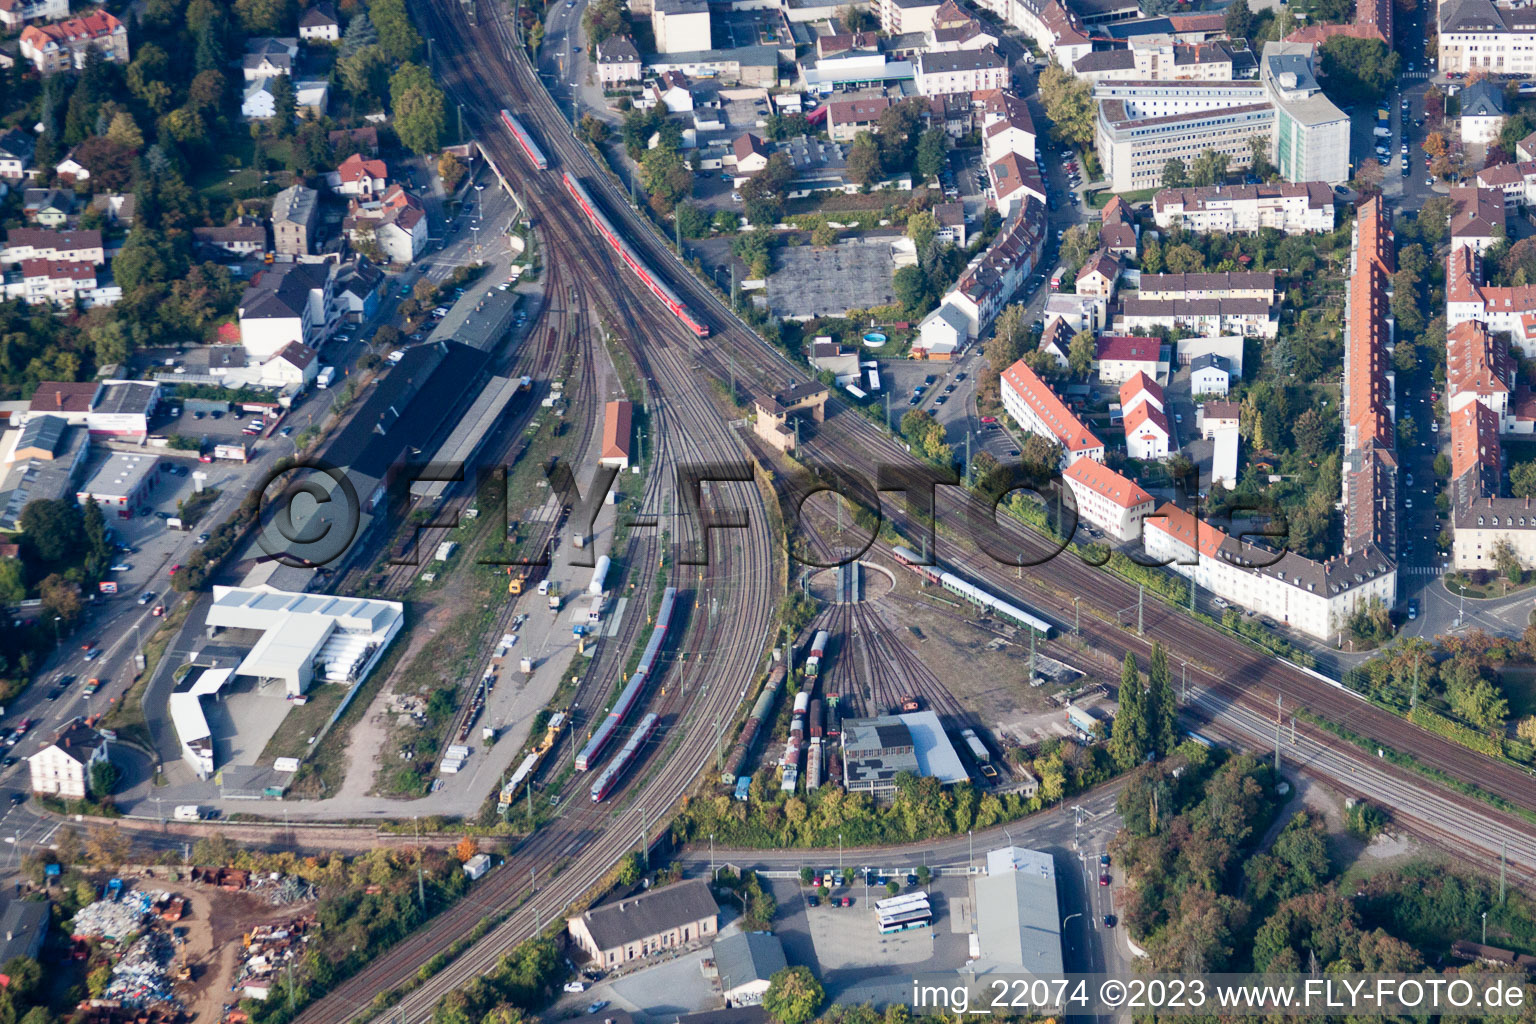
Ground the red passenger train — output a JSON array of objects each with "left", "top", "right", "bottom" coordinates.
[
  {"left": 499, "top": 109, "right": 548, "bottom": 171},
  {"left": 563, "top": 172, "right": 711, "bottom": 338}
]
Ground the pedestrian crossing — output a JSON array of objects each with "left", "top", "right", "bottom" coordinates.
[
  {"left": 1400, "top": 71, "right": 1433, "bottom": 80},
  {"left": 1402, "top": 564, "right": 1448, "bottom": 576}
]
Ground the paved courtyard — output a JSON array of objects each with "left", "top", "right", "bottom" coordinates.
[{"left": 765, "top": 238, "right": 898, "bottom": 320}]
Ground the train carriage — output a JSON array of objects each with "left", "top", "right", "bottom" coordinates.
[
  {"left": 500, "top": 110, "right": 548, "bottom": 170},
  {"left": 563, "top": 173, "right": 710, "bottom": 338}
]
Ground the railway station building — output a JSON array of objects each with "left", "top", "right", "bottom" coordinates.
[
  {"left": 601, "top": 400, "right": 634, "bottom": 469},
  {"left": 567, "top": 877, "right": 719, "bottom": 969},
  {"left": 753, "top": 382, "right": 828, "bottom": 453}
]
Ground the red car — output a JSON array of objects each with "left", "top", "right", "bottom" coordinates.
[
  {"left": 1099, "top": 873, "right": 1111, "bottom": 886},
  {"left": 168, "top": 564, "right": 181, "bottom": 577},
  {"left": 980, "top": 416, "right": 998, "bottom": 424}
]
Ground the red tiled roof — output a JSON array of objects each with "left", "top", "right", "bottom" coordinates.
[
  {"left": 1346, "top": 197, "right": 1395, "bottom": 453},
  {"left": 1000, "top": 359, "right": 1102, "bottom": 455},
  {"left": 1095, "top": 335, "right": 1160, "bottom": 364},
  {"left": 1117, "top": 372, "right": 1162, "bottom": 409},
  {"left": 20, "top": 10, "right": 122, "bottom": 49},
  {"left": 602, "top": 400, "right": 633, "bottom": 462},
  {"left": 20, "top": 258, "right": 94, "bottom": 281},
  {"left": 1447, "top": 319, "right": 1512, "bottom": 401},
  {"left": 1451, "top": 401, "right": 1501, "bottom": 480},
  {"left": 1145, "top": 501, "right": 1228, "bottom": 559},
  {"left": 1124, "top": 401, "right": 1169, "bottom": 439},
  {"left": 337, "top": 153, "right": 388, "bottom": 184},
  {"left": 1063, "top": 456, "right": 1152, "bottom": 510},
  {"left": 28, "top": 381, "right": 98, "bottom": 413}
]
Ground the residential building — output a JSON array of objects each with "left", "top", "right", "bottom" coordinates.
[
  {"left": 87, "top": 193, "right": 134, "bottom": 228},
  {"left": 1119, "top": 372, "right": 1163, "bottom": 416},
  {"left": 1342, "top": 196, "right": 1397, "bottom": 560},
  {"left": 1447, "top": 319, "right": 1515, "bottom": 427},
  {"left": 567, "top": 879, "right": 718, "bottom": 969},
  {"left": 915, "top": 302, "right": 971, "bottom": 359},
  {"left": 346, "top": 186, "right": 427, "bottom": 264},
  {"left": 1072, "top": 40, "right": 1237, "bottom": 83},
  {"left": 827, "top": 95, "right": 891, "bottom": 142},
  {"left": 263, "top": 341, "right": 319, "bottom": 388},
  {"left": 0, "top": 0, "right": 68, "bottom": 30},
  {"left": 1461, "top": 79, "right": 1508, "bottom": 145},
  {"left": 914, "top": 46, "right": 1008, "bottom": 96},
  {"left": 1136, "top": 271, "right": 1276, "bottom": 301},
  {"left": 1283, "top": 0, "right": 1391, "bottom": 46},
  {"left": 1475, "top": 160, "right": 1536, "bottom": 207},
  {"left": 601, "top": 400, "right": 634, "bottom": 469},
  {"left": 329, "top": 126, "right": 380, "bottom": 156},
  {"left": 1439, "top": 0, "right": 1536, "bottom": 76},
  {"left": 0, "top": 130, "right": 36, "bottom": 182},
  {"left": 934, "top": 201, "right": 967, "bottom": 246},
  {"left": 242, "top": 78, "right": 277, "bottom": 120},
  {"left": 294, "top": 80, "right": 329, "bottom": 117},
  {"left": 271, "top": 184, "right": 320, "bottom": 256},
  {"left": 1075, "top": 250, "right": 1120, "bottom": 300},
  {"left": 880, "top": 0, "right": 943, "bottom": 34},
  {"left": 0, "top": 228, "right": 103, "bottom": 266},
  {"left": 237, "top": 262, "right": 335, "bottom": 359},
  {"left": 977, "top": 89, "right": 1037, "bottom": 164},
  {"left": 941, "top": 199, "right": 1047, "bottom": 338},
  {"left": 22, "top": 188, "right": 73, "bottom": 227},
  {"left": 1450, "top": 400, "right": 1502, "bottom": 512},
  {"left": 731, "top": 133, "right": 769, "bottom": 174},
  {"left": 1000, "top": 359, "right": 1105, "bottom": 464},
  {"left": 1190, "top": 352, "right": 1231, "bottom": 397},
  {"left": 1120, "top": 297, "right": 1277, "bottom": 338},
  {"left": 298, "top": 2, "right": 339, "bottom": 41},
  {"left": 53, "top": 151, "right": 88, "bottom": 185},
  {"left": 242, "top": 49, "right": 292, "bottom": 79},
  {"left": 652, "top": 0, "right": 711, "bottom": 54},
  {"left": 1450, "top": 185, "right": 1507, "bottom": 255},
  {"left": 333, "top": 258, "right": 383, "bottom": 323},
  {"left": 1038, "top": 316, "right": 1072, "bottom": 368},
  {"left": 1062, "top": 456, "right": 1154, "bottom": 541},
  {"left": 193, "top": 219, "right": 268, "bottom": 258},
  {"left": 976, "top": 0, "right": 1090, "bottom": 67},
  {"left": 13, "top": 258, "right": 117, "bottom": 309},
  {"left": 333, "top": 153, "right": 389, "bottom": 198},
  {"left": 597, "top": 35, "right": 643, "bottom": 85},
  {"left": 1095, "top": 335, "right": 1167, "bottom": 384},
  {"left": 1143, "top": 502, "right": 1396, "bottom": 640},
  {"left": 1200, "top": 400, "right": 1240, "bottom": 437},
  {"left": 1450, "top": 495, "right": 1536, "bottom": 570},
  {"left": 28, "top": 720, "right": 108, "bottom": 800},
  {"left": 1152, "top": 181, "right": 1336, "bottom": 234},
  {"left": 712, "top": 933, "right": 787, "bottom": 1007},
  {"left": 1123, "top": 400, "right": 1171, "bottom": 459},
  {"left": 1261, "top": 42, "right": 1350, "bottom": 186},
  {"left": 1099, "top": 195, "right": 1138, "bottom": 258},
  {"left": 926, "top": 2, "right": 1000, "bottom": 51},
  {"left": 988, "top": 151, "right": 1047, "bottom": 217},
  {"left": 19, "top": 11, "right": 128, "bottom": 73},
  {"left": 0, "top": 902, "right": 48, "bottom": 970},
  {"left": 1094, "top": 80, "right": 1274, "bottom": 192}
]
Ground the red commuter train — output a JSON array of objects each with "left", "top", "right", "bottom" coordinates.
[
  {"left": 500, "top": 109, "right": 548, "bottom": 170},
  {"left": 563, "top": 172, "right": 711, "bottom": 338}
]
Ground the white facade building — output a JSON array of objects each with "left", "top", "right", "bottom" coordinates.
[
  {"left": 28, "top": 721, "right": 108, "bottom": 799},
  {"left": 1152, "top": 181, "right": 1336, "bottom": 234},
  {"left": 1062, "top": 457, "right": 1154, "bottom": 542}
]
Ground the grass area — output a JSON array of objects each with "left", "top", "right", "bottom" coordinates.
[
  {"left": 259, "top": 684, "right": 347, "bottom": 762},
  {"left": 190, "top": 133, "right": 295, "bottom": 212},
  {"left": 1089, "top": 187, "right": 1157, "bottom": 209},
  {"left": 1443, "top": 574, "right": 1536, "bottom": 599}
]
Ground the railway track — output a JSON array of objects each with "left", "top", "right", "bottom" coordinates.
[{"left": 291, "top": 1, "right": 779, "bottom": 1020}]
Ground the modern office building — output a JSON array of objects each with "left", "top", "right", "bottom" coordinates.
[{"left": 1261, "top": 42, "right": 1350, "bottom": 186}]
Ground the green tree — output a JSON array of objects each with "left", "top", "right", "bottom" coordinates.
[
  {"left": 391, "top": 64, "right": 447, "bottom": 154},
  {"left": 893, "top": 265, "right": 930, "bottom": 315},
  {"left": 339, "top": 45, "right": 392, "bottom": 106},
  {"left": 1492, "top": 537, "right": 1525, "bottom": 585},
  {"left": 676, "top": 202, "right": 711, "bottom": 239},
  {"left": 616, "top": 851, "right": 644, "bottom": 885},
  {"left": 1225, "top": 0, "right": 1252, "bottom": 38},
  {"left": 19, "top": 500, "right": 82, "bottom": 566},
  {"left": 916, "top": 127, "right": 948, "bottom": 181},
  {"left": 1067, "top": 329, "right": 1096, "bottom": 376},
  {"left": 1145, "top": 642, "right": 1178, "bottom": 758},
  {"left": 0, "top": 560, "right": 24, "bottom": 605},
  {"left": 339, "top": 9, "right": 378, "bottom": 57},
  {"left": 233, "top": 0, "right": 291, "bottom": 33},
  {"left": 1190, "top": 148, "right": 1230, "bottom": 186},
  {"left": 1038, "top": 64, "right": 1096, "bottom": 146},
  {"left": 90, "top": 759, "right": 121, "bottom": 796},
  {"left": 371, "top": 0, "right": 423, "bottom": 61},
  {"left": 848, "top": 132, "right": 881, "bottom": 186},
  {"left": 1108, "top": 653, "right": 1149, "bottom": 770},
  {"left": 1319, "top": 36, "right": 1401, "bottom": 102},
  {"left": 271, "top": 72, "right": 298, "bottom": 133},
  {"left": 763, "top": 966, "right": 824, "bottom": 1024},
  {"left": 1511, "top": 460, "right": 1536, "bottom": 497},
  {"left": 1161, "top": 158, "right": 1188, "bottom": 188}
]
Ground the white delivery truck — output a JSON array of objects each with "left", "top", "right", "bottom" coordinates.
[
  {"left": 174, "top": 805, "right": 202, "bottom": 821},
  {"left": 316, "top": 365, "right": 337, "bottom": 389}
]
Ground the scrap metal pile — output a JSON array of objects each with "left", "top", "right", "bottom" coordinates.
[{"left": 102, "top": 931, "right": 178, "bottom": 1008}]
